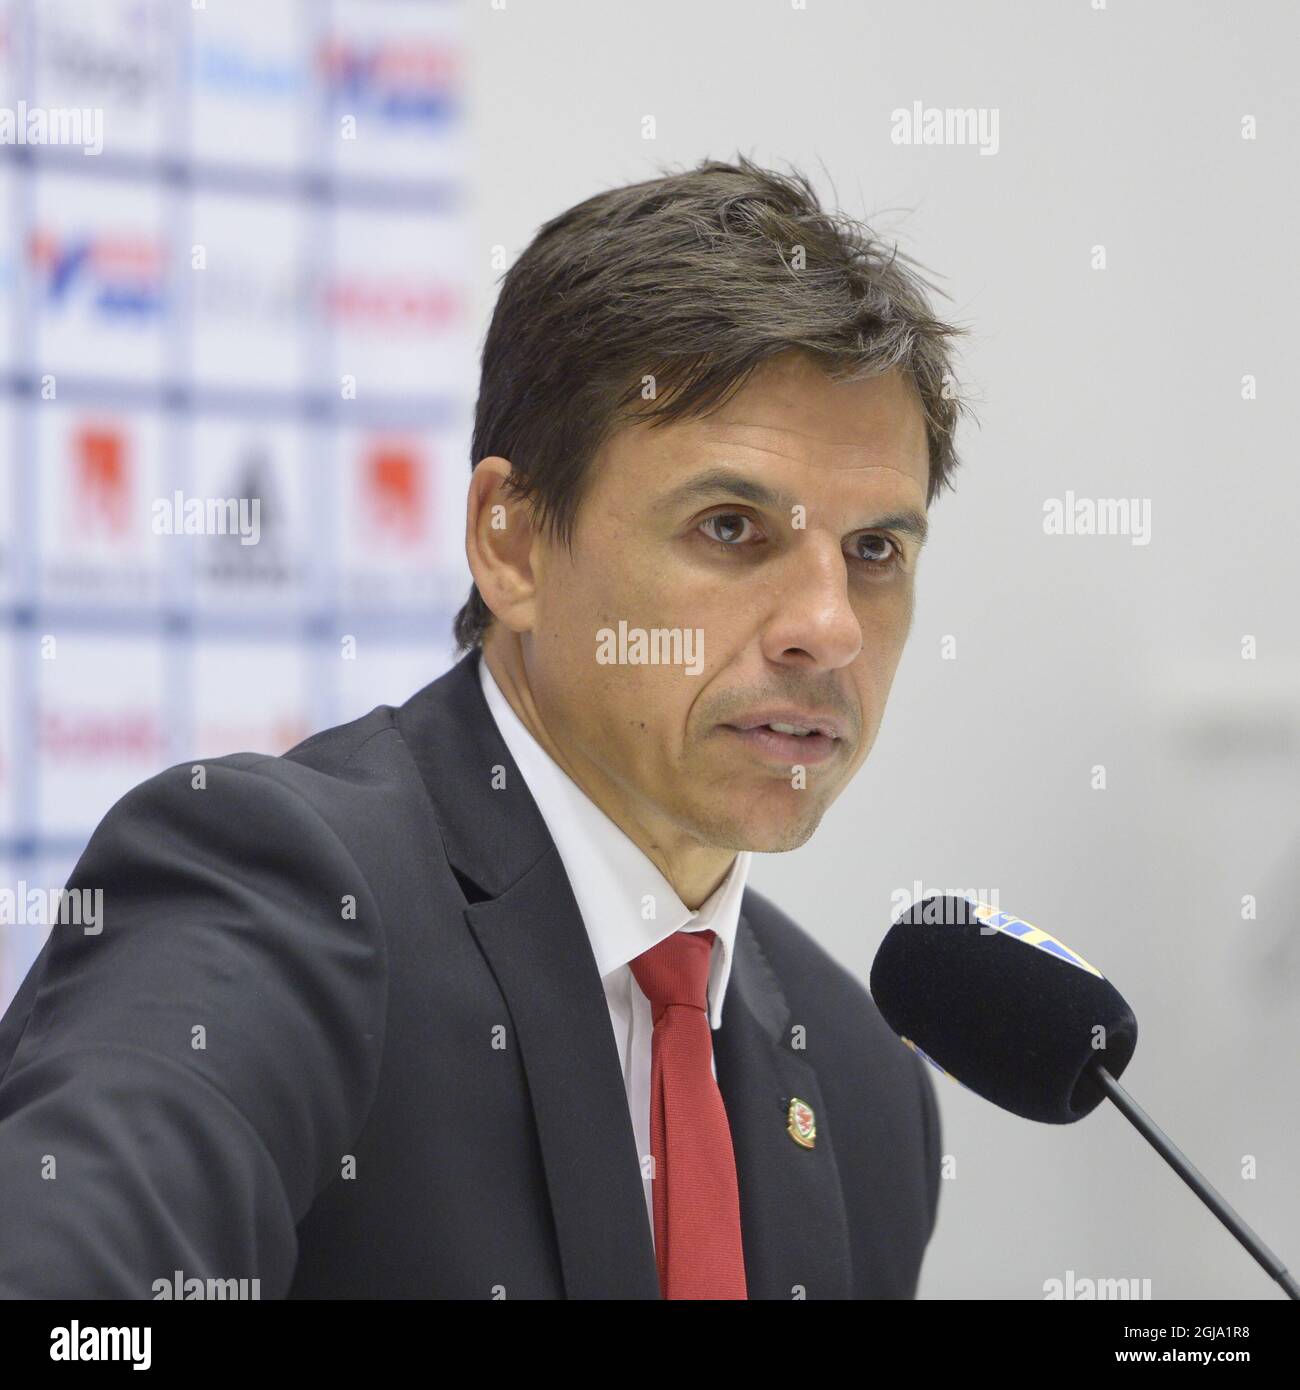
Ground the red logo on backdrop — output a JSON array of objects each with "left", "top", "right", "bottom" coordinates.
[
  {"left": 324, "top": 276, "right": 460, "bottom": 330},
  {"left": 364, "top": 445, "right": 426, "bottom": 545},
  {"left": 74, "top": 426, "right": 131, "bottom": 536},
  {"left": 41, "top": 711, "right": 167, "bottom": 761}
]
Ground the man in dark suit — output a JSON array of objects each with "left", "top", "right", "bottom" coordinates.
[{"left": 0, "top": 155, "right": 967, "bottom": 1298}]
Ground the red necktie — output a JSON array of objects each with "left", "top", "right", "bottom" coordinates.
[{"left": 629, "top": 928, "right": 748, "bottom": 1300}]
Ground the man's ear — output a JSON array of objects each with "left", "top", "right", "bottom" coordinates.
[{"left": 465, "top": 457, "right": 540, "bottom": 635}]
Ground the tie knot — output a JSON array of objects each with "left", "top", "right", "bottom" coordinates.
[{"left": 629, "top": 928, "right": 715, "bottom": 1020}]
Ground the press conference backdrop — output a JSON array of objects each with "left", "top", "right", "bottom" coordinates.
[{"left": 0, "top": 0, "right": 475, "bottom": 1008}]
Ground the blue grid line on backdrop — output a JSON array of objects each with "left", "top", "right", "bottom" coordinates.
[{"left": 0, "top": 0, "right": 473, "bottom": 1009}]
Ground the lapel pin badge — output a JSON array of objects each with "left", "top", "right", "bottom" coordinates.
[{"left": 787, "top": 1096, "right": 816, "bottom": 1149}]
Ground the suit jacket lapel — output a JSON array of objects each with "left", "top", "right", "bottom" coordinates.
[
  {"left": 464, "top": 851, "right": 660, "bottom": 1299},
  {"left": 397, "top": 651, "right": 851, "bottom": 1300},
  {"left": 398, "top": 652, "right": 658, "bottom": 1298},
  {"left": 715, "top": 914, "right": 854, "bottom": 1300}
]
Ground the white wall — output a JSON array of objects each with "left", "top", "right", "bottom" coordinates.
[{"left": 464, "top": 0, "right": 1300, "bottom": 1300}]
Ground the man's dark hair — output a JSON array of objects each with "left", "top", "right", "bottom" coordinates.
[{"left": 454, "top": 153, "right": 972, "bottom": 653}]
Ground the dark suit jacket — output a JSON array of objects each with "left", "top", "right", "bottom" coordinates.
[{"left": 0, "top": 648, "right": 941, "bottom": 1299}]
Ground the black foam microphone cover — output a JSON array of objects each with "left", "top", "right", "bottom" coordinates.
[{"left": 870, "top": 895, "right": 1138, "bottom": 1123}]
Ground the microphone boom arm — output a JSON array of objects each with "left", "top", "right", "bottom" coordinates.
[{"left": 1090, "top": 1062, "right": 1299, "bottom": 1301}]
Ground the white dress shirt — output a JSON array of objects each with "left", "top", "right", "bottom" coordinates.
[{"left": 477, "top": 653, "right": 753, "bottom": 1247}]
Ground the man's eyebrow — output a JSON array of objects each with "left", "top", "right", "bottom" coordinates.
[{"left": 653, "top": 465, "right": 930, "bottom": 545}]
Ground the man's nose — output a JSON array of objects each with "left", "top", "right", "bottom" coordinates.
[{"left": 759, "top": 539, "right": 863, "bottom": 670}]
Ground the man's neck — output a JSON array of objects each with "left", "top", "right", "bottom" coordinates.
[{"left": 479, "top": 634, "right": 736, "bottom": 909}]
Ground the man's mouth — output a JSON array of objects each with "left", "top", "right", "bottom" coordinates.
[{"left": 722, "top": 711, "right": 845, "bottom": 767}]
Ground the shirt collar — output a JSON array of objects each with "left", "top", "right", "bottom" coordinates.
[{"left": 476, "top": 652, "right": 751, "bottom": 1029}]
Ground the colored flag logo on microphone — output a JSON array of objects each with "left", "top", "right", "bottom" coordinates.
[
  {"left": 965, "top": 899, "right": 1104, "bottom": 979},
  {"left": 900, "top": 1036, "right": 977, "bottom": 1094}
]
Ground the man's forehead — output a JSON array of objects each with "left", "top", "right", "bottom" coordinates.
[
  {"left": 607, "top": 361, "right": 931, "bottom": 497},
  {"left": 692, "top": 420, "right": 926, "bottom": 476},
  {"left": 685, "top": 364, "right": 928, "bottom": 478}
]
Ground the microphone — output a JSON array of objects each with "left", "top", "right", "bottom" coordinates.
[{"left": 871, "top": 893, "right": 1299, "bottom": 1300}]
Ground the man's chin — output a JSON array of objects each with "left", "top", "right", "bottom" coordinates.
[
  {"left": 744, "top": 819, "right": 822, "bottom": 854},
  {"left": 686, "top": 800, "right": 827, "bottom": 854}
]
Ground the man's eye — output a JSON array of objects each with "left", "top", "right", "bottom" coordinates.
[
  {"left": 699, "top": 513, "right": 755, "bottom": 545},
  {"left": 855, "top": 534, "right": 900, "bottom": 566},
  {"left": 700, "top": 517, "right": 906, "bottom": 569}
]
